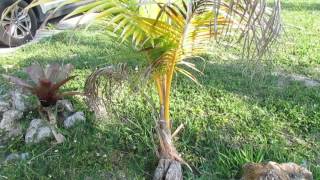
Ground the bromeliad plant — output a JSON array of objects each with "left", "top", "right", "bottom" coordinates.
[
  {"left": 3, "top": 63, "right": 78, "bottom": 143},
  {"left": 3, "top": 63, "right": 76, "bottom": 107},
  {"left": 27, "top": 0, "right": 281, "bottom": 178}
]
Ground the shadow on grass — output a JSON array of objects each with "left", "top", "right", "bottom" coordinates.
[
  {"left": 0, "top": 117, "right": 157, "bottom": 179},
  {"left": 0, "top": 31, "right": 146, "bottom": 74},
  {"left": 0, "top": 32, "right": 156, "bottom": 179},
  {"left": 201, "top": 62, "right": 320, "bottom": 132},
  {"left": 1, "top": 31, "right": 319, "bottom": 179},
  {"left": 172, "top": 62, "right": 320, "bottom": 178}
]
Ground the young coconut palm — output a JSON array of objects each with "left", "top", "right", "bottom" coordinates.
[
  {"left": 2, "top": 63, "right": 78, "bottom": 143},
  {"left": 26, "top": 0, "right": 281, "bottom": 178}
]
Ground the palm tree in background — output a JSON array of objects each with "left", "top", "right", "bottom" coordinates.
[{"left": 25, "top": 0, "right": 281, "bottom": 179}]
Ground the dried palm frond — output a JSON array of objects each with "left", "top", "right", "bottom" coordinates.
[{"left": 84, "top": 64, "right": 128, "bottom": 118}]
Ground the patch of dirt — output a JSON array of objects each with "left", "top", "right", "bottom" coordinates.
[{"left": 273, "top": 71, "right": 320, "bottom": 88}]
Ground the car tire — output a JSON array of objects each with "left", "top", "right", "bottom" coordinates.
[{"left": 0, "top": 0, "right": 38, "bottom": 47}]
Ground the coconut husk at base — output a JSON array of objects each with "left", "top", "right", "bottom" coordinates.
[{"left": 153, "top": 158, "right": 182, "bottom": 180}]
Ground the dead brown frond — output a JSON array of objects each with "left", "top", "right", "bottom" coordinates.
[{"left": 84, "top": 64, "right": 128, "bottom": 119}]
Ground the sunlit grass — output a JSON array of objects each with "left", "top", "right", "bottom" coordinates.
[{"left": 0, "top": 0, "right": 319, "bottom": 179}]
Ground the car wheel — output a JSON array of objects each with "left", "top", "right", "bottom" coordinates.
[{"left": 0, "top": 0, "right": 38, "bottom": 47}]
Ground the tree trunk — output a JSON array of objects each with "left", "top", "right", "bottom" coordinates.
[
  {"left": 153, "top": 119, "right": 185, "bottom": 180},
  {"left": 153, "top": 158, "right": 182, "bottom": 180}
]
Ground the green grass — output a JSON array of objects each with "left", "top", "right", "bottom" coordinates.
[{"left": 0, "top": 0, "right": 320, "bottom": 179}]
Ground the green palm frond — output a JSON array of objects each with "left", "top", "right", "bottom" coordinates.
[{"left": 26, "top": 0, "right": 281, "bottom": 60}]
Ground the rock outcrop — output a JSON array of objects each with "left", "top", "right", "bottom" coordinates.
[{"left": 241, "top": 161, "right": 313, "bottom": 180}]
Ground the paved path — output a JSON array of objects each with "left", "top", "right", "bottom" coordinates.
[{"left": 0, "top": 13, "right": 96, "bottom": 55}]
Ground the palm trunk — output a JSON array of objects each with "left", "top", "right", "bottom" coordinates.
[
  {"left": 153, "top": 120, "right": 183, "bottom": 180},
  {"left": 153, "top": 107, "right": 183, "bottom": 180}
]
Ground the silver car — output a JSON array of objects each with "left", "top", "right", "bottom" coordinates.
[{"left": 0, "top": 0, "right": 92, "bottom": 47}]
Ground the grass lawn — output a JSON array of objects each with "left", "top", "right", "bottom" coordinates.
[{"left": 0, "top": 0, "right": 319, "bottom": 179}]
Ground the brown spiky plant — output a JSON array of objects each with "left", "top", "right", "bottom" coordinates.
[
  {"left": 25, "top": 0, "right": 281, "bottom": 178},
  {"left": 2, "top": 63, "right": 79, "bottom": 143}
]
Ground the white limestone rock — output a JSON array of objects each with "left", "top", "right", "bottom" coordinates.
[
  {"left": 57, "top": 100, "right": 74, "bottom": 113},
  {"left": 25, "top": 119, "right": 53, "bottom": 144},
  {"left": 0, "top": 110, "right": 23, "bottom": 138},
  {"left": 11, "top": 90, "right": 28, "bottom": 112},
  {"left": 64, "top": 112, "right": 86, "bottom": 128},
  {"left": 5, "top": 152, "right": 30, "bottom": 162},
  {"left": 0, "top": 101, "right": 10, "bottom": 113}
]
